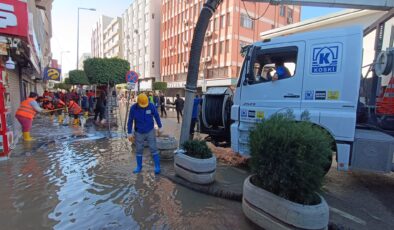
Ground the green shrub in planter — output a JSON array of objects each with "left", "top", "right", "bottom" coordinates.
[
  {"left": 249, "top": 113, "right": 332, "bottom": 205},
  {"left": 182, "top": 140, "right": 213, "bottom": 159}
]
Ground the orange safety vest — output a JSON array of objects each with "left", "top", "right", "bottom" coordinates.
[
  {"left": 16, "top": 98, "right": 37, "bottom": 120},
  {"left": 68, "top": 101, "right": 82, "bottom": 115},
  {"left": 56, "top": 99, "right": 66, "bottom": 109}
]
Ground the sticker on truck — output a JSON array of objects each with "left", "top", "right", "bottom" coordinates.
[
  {"left": 311, "top": 43, "right": 342, "bottom": 74},
  {"left": 304, "top": 90, "right": 314, "bottom": 100},
  {"left": 327, "top": 91, "right": 340, "bottom": 100},
  {"left": 315, "top": 91, "right": 327, "bottom": 100}
]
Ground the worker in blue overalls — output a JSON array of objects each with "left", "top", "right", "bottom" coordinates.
[{"left": 127, "top": 93, "right": 163, "bottom": 174}]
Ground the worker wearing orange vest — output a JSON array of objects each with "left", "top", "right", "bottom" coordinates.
[
  {"left": 15, "top": 92, "right": 45, "bottom": 141},
  {"left": 67, "top": 100, "right": 82, "bottom": 126},
  {"left": 43, "top": 97, "right": 55, "bottom": 122},
  {"left": 54, "top": 97, "right": 66, "bottom": 124}
]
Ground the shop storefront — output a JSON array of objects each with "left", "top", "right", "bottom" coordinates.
[{"left": 0, "top": 0, "right": 47, "bottom": 157}]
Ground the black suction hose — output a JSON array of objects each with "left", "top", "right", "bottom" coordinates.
[{"left": 179, "top": 0, "right": 223, "bottom": 144}]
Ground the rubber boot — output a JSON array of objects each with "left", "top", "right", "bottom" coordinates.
[
  {"left": 73, "top": 118, "right": 80, "bottom": 126},
  {"left": 133, "top": 155, "right": 143, "bottom": 174},
  {"left": 23, "top": 132, "right": 33, "bottom": 141},
  {"left": 153, "top": 153, "right": 161, "bottom": 174},
  {"left": 58, "top": 115, "right": 64, "bottom": 124},
  {"left": 84, "top": 111, "right": 89, "bottom": 118}
]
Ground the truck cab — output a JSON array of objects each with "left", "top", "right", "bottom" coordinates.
[{"left": 201, "top": 26, "right": 394, "bottom": 173}]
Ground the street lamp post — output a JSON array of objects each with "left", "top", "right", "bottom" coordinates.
[{"left": 77, "top": 7, "right": 96, "bottom": 70}]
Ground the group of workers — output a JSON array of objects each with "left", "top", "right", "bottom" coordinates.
[
  {"left": 15, "top": 88, "right": 201, "bottom": 175},
  {"left": 15, "top": 90, "right": 91, "bottom": 141}
]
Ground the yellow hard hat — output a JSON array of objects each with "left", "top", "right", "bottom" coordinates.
[{"left": 137, "top": 93, "right": 149, "bottom": 108}]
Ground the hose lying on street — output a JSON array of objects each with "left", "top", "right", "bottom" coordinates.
[{"left": 161, "top": 173, "right": 242, "bottom": 202}]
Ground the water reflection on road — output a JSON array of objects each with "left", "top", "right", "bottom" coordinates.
[{"left": 0, "top": 117, "right": 257, "bottom": 229}]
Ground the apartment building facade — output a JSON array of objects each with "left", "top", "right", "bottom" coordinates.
[
  {"left": 103, "top": 17, "right": 123, "bottom": 58},
  {"left": 161, "top": 0, "right": 300, "bottom": 95},
  {"left": 91, "top": 15, "right": 113, "bottom": 58},
  {"left": 78, "top": 53, "right": 92, "bottom": 70},
  {"left": 122, "top": 0, "right": 161, "bottom": 91}
]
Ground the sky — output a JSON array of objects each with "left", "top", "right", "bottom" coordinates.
[{"left": 50, "top": 1, "right": 343, "bottom": 75}]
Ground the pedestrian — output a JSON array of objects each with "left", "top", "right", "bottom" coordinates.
[
  {"left": 190, "top": 94, "right": 202, "bottom": 139},
  {"left": 66, "top": 99, "right": 82, "bottom": 126},
  {"left": 94, "top": 92, "right": 106, "bottom": 124},
  {"left": 159, "top": 92, "right": 167, "bottom": 117},
  {"left": 127, "top": 93, "right": 163, "bottom": 174},
  {"left": 81, "top": 93, "right": 89, "bottom": 118},
  {"left": 153, "top": 93, "right": 160, "bottom": 109},
  {"left": 171, "top": 94, "right": 184, "bottom": 123},
  {"left": 88, "top": 90, "right": 95, "bottom": 114},
  {"left": 15, "top": 92, "right": 46, "bottom": 141}
]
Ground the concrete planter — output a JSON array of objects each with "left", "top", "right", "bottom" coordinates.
[
  {"left": 157, "top": 135, "right": 178, "bottom": 160},
  {"left": 174, "top": 149, "right": 216, "bottom": 184},
  {"left": 242, "top": 175, "right": 329, "bottom": 230}
]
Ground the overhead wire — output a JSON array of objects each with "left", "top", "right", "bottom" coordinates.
[{"left": 242, "top": 0, "right": 272, "bottom": 21}]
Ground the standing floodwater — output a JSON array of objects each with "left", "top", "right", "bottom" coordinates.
[{"left": 0, "top": 116, "right": 257, "bottom": 229}]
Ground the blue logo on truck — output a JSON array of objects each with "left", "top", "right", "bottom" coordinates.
[{"left": 312, "top": 44, "right": 341, "bottom": 74}]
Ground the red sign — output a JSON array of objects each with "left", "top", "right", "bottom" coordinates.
[
  {"left": 0, "top": 0, "right": 28, "bottom": 39},
  {"left": 126, "top": 71, "right": 139, "bottom": 83}
]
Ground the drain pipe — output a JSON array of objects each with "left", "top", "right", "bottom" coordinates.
[{"left": 180, "top": 0, "right": 223, "bottom": 145}]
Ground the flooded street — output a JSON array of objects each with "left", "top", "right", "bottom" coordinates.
[{"left": 0, "top": 114, "right": 257, "bottom": 230}]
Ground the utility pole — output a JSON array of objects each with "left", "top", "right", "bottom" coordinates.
[{"left": 77, "top": 7, "right": 96, "bottom": 70}]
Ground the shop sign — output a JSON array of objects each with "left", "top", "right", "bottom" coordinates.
[
  {"left": 0, "top": 0, "right": 28, "bottom": 39},
  {"left": 43, "top": 67, "right": 61, "bottom": 81}
]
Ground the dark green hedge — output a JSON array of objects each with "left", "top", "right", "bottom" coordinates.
[
  {"left": 249, "top": 113, "right": 332, "bottom": 205},
  {"left": 83, "top": 58, "right": 130, "bottom": 85},
  {"left": 153, "top": 82, "right": 168, "bottom": 91},
  {"left": 68, "top": 70, "right": 89, "bottom": 85}
]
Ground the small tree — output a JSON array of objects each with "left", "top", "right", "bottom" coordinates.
[
  {"left": 153, "top": 82, "right": 168, "bottom": 91},
  {"left": 181, "top": 140, "right": 213, "bottom": 159},
  {"left": 83, "top": 58, "right": 130, "bottom": 85},
  {"left": 249, "top": 113, "right": 332, "bottom": 205},
  {"left": 68, "top": 70, "right": 89, "bottom": 85}
]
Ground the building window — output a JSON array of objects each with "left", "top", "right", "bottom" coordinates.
[
  {"left": 226, "top": 13, "right": 231, "bottom": 27},
  {"left": 280, "top": 5, "right": 286, "bottom": 17},
  {"left": 220, "top": 15, "right": 225, "bottom": 28},
  {"left": 287, "top": 7, "right": 293, "bottom": 22},
  {"left": 225, "top": 41, "right": 229, "bottom": 54},
  {"left": 214, "top": 17, "right": 219, "bottom": 30},
  {"left": 220, "top": 41, "right": 224, "bottom": 54},
  {"left": 213, "top": 43, "right": 217, "bottom": 55},
  {"left": 240, "top": 14, "right": 254, "bottom": 29}
]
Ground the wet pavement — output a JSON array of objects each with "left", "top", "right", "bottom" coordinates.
[
  {"left": 0, "top": 114, "right": 258, "bottom": 230},
  {"left": 1, "top": 106, "right": 394, "bottom": 230}
]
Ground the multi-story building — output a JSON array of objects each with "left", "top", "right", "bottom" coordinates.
[
  {"left": 122, "top": 0, "right": 161, "bottom": 91},
  {"left": 91, "top": 15, "right": 113, "bottom": 58},
  {"left": 161, "top": 0, "right": 300, "bottom": 95},
  {"left": 103, "top": 17, "right": 123, "bottom": 58},
  {"left": 78, "top": 53, "right": 92, "bottom": 70}
]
